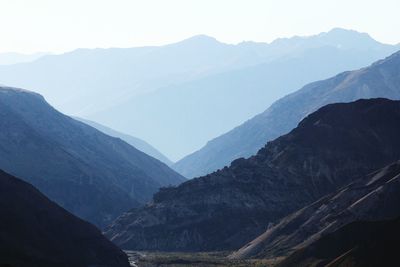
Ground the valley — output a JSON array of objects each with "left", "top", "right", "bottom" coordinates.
[{"left": 0, "top": 3, "right": 399, "bottom": 265}]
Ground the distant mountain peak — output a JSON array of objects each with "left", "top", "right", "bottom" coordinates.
[
  {"left": 325, "top": 27, "right": 365, "bottom": 35},
  {"left": 184, "top": 34, "right": 218, "bottom": 42},
  {"left": 317, "top": 27, "right": 383, "bottom": 48},
  {"left": 268, "top": 28, "right": 381, "bottom": 50},
  {"left": 321, "top": 27, "right": 374, "bottom": 39},
  {"left": 174, "top": 34, "right": 223, "bottom": 47}
]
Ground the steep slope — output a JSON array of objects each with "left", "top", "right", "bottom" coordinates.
[
  {"left": 175, "top": 49, "right": 400, "bottom": 177},
  {"left": 0, "top": 169, "right": 129, "bottom": 267},
  {"left": 105, "top": 98, "right": 400, "bottom": 251},
  {"left": 230, "top": 160, "right": 400, "bottom": 259},
  {"left": 76, "top": 117, "right": 172, "bottom": 165},
  {"left": 277, "top": 218, "right": 400, "bottom": 267},
  {"left": 0, "top": 29, "right": 397, "bottom": 160},
  {"left": 0, "top": 86, "right": 184, "bottom": 227}
]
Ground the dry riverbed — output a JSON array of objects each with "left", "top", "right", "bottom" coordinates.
[{"left": 125, "top": 250, "right": 282, "bottom": 267}]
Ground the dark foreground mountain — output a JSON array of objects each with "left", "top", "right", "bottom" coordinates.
[
  {"left": 230, "top": 160, "right": 400, "bottom": 259},
  {"left": 0, "top": 169, "right": 129, "bottom": 267},
  {"left": 174, "top": 50, "right": 400, "bottom": 178},
  {"left": 277, "top": 217, "right": 400, "bottom": 267},
  {"left": 76, "top": 117, "right": 172, "bottom": 165},
  {"left": 0, "top": 86, "right": 184, "bottom": 227},
  {"left": 105, "top": 98, "right": 400, "bottom": 251}
]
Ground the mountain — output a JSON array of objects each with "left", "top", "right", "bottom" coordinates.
[
  {"left": 0, "top": 86, "right": 185, "bottom": 228},
  {"left": 174, "top": 49, "right": 400, "bottom": 178},
  {"left": 0, "top": 29, "right": 398, "bottom": 160},
  {"left": 0, "top": 34, "right": 262, "bottom": 117},
  {"left": 230, "top": 160, "right": 400, "bottom": 260},
  {"left": 104, "top": 98, "right": 400, "bottom": 251},
  {"left": 92, "top": 44, "right": 399, "bottom": 160},
  {"left": 277, "top": 217, "right": 400, "bottom": 267},
  {"left": 76, "top": 117, "right": 172, "bottom": 165},
  {"left": 0, "top": 52, "right": 47, "bottom": 65},
  {"left": 0, "top": 169, "right": 129, "bottom": 267}
]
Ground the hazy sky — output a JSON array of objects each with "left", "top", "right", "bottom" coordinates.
[{"left": 1, "top": 0, "right": 399, "bottom": 54}]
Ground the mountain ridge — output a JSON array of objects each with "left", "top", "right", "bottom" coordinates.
[
  {"left": 0, "top": 29, "right": 398, "bottom": 160},
  {"left": 174, "top": 49, "right": 400, "bottom": 177},
  {"left": 0, "top": 86, "right": 184, "bottom": 227},
  {"left": 105, "top": 98, "right": 400, "bottom": 251}
]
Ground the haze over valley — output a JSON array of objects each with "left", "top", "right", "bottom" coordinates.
[{"left": 0, "top": 29, "right": 398, "bottom": 160}]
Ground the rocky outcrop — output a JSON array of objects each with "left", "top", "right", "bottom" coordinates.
[
  {"left": 230, "top": 160, "right": 400, "bottom": 259},
  {"left": 105, "top": 98, "right": 400, "bottom": 251},
  {"left": 0, "top": 169, "right": 129, "bottom": 267},
  {"left": 277, "top": 217, "right": 400, "bottom": 267},
  {"left": 174, "top": 49, "right": 400, "bottom": 178},
  {"left": 0, "top": 86, "right": 185, "bottom": 227}
]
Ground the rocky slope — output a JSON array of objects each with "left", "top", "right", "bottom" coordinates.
[
  {"left": 230, "top": 160, "right": 400, "bottom": 259},
  {"left": 105, "top": 98, "right": 400, "bottom": 251},
  {"left": 277, "top": 217, "right": 400, "bottom": 267},
  {"left": 174, "top": 49, "right": 400, "bottom": 178},
  {"left": 0, "top": 86, "right": 185, "bottom": 227},
  {"left": 0, "top": 169, "right": 129, "bottom": 267}
]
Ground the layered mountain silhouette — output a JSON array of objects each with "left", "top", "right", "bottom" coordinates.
[
  {"left": 230, "top": 160, "right": 400, "bottom": 259},
  {"left": 76, "top": 117, "right": 172, "bottom": 165},
  {"left": 277, "top": 217, "right": 400, "bottom": 267},
  {"left": 175, "top": 49, "right": 400, "bottom": 178},
  {"left": 0, "top": 29, "right": 398, "bottom": 160},
  {"left": 0, "top": 86, "right": 184, "bottom": 227},
  {"left": 0, "top": 169, "right": 129, "bottom": 267},
  {"left": 105, "top": 98, "right": 400, "bottom": 251}
]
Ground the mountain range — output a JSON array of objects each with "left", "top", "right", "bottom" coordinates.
[
  {"left": 0, "top": 86, "right": 184, "bottom": 227},
  {"left": 104, "top": 98, "right": 400, "bottom": 251},
  {"left": 1, "top": 27, "right": 400, "bottom": 267},
  {"left": 0, "top": 28, "right": 398, "bottom": 160},
  {"left": 0, "top": 169, "right": 129, "bottom": 267},
  {"left": 174, "top": 49, "right": 400, "bottom": 178}
]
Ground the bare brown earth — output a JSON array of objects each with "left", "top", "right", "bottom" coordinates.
[{"left": 126, "top": 251, "right": 283, "bottom": 267}]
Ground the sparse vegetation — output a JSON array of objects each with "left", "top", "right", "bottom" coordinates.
[{"left": 127, "top": 251, "right": 283, "bottom": 267}]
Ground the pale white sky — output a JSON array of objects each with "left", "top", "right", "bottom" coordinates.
[{"left": 0, "top": 0, "right": 399, "bottom": 54}]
